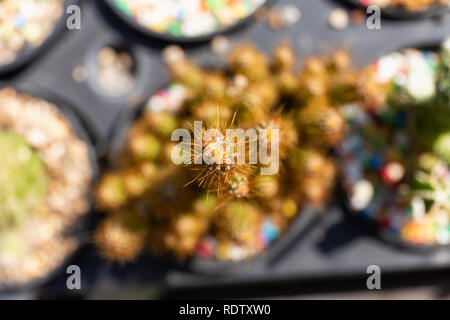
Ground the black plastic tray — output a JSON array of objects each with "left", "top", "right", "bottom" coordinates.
[{"left": 2, "top": 0, "right": 450, "bottom": 299}]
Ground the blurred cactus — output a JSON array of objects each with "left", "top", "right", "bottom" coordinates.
[
  {"left": 169, "top": 58, "right": 204, "bottom": 94},
  {"left": 94, "top": 209, "right": 148, "bottom": 263},
  {"left": 216, "top": 201, "right": 262, "bottom": 245},
  {"left": 128, "top": 130, "right": 162, "bottom": 162},
  {"left": 96, "top": 173, "right": 128, "bottom": 210},
  {"left": 0, "top": 131, "right": 48, "bottom": 230},
  {"left": 94, "top": 43, "right": 351, "bottom": 262},
  {"left": 228, "top": 44, "right": 270, "bottom": 82},
  {"left": 297, "top": 105, "right": 345, "bottom": 147},
  {"left": 272, "top": 43, "right": 296, "bottom": 72},
  {"left": 433, "top": 131, "right": 450, "bottom": 165}
]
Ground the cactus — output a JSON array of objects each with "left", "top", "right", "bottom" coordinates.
[
  {"left": 96, "top": 173, "right": 128, "bottom": 210},
  {"left": 433, "top": 131, "right": 450, "bottom": 165},
  {"left": 289, "top": 148, "right": 336, "bottom": 204},
  {"left": 255, "top": 113, "right": 299, "bottom": 159},
  {"left": 168, "top": 58, "right": 204, "bottom": 94},
  {"left": 0, "top": 131, "right": 48, "bottom": 230},
  {"left": 128, "top": 130, "right": 162, "bottom": 162},
  {"left": 143, "top": 111, "right": 178, "bottom": 138},
  {"left": 240, "top": 79, "right": 279, "bottom": 112},
  {"left": 162, "top": 213, "right": 207, "bottom": 260},
  {"left": 203, "top": 72, "right": 228, "bottom": 102},
  {"left": 215, "top": 201, "right": 262, "bottom": 245},
  {"left": 123, "top": 168, "right": 149, "bottom": 198},
  {"left": 187, "top": 121, "right": 254, "bottom": 194},
  {"left": 192, "top": 100, "right": 233, "bottom": 125},
  {"left": 94, "top": 209, "right": 148, "bottom": 263},
  {"left": 297, "top": 105, "right": 345, "bottom": 147},
  {"left": 94, "top": 43, "right": 349, "bottom": 262},
  {"left": 272, "top": 43, "right": 296, "bottom": 73},
  {"left": 228, "top": 44, "right": 270, "bottom": 82},
  {"left": 276, "top": 71, "right": 300, "bottom": 95}
]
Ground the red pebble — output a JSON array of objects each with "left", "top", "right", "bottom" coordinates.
[{"left": 196, "top": 240, "right": 215, "bottom": 258}]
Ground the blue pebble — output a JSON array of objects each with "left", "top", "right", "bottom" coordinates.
[
  {"left": 368, "top": 155, "right": 383, "bottom": 169},
  {"left": 13, "top": 14, "right": 27, "bottom": 29},
  {"left": 261, "top": 221, "right": 279, "bottom": 243}
]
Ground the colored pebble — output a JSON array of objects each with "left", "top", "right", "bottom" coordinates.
[
  {"left": 111, "top": 0, "right": 266, "bottom": 38},
  {"left": 261, "top": 220, "right": 279, "bottom": 244},
  {"left": 338, "top": 44, "right": 450, "bottom": 247},
  {"left": 328, "top": 8, "right": 349, "bottom": 30},
  {"left": 0, "top": 0, "right": 65, "bottom": 67}
]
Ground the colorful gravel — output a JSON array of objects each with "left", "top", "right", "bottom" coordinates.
[{"left": 110, "top": 0, "right": 266, "bottom": 38}]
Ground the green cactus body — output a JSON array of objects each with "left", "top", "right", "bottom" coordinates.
[
  {"left": 0, "top": 131, "right": 48, "bottom": 230},
  {"left": 433, "top": 132, "right": 450, "bottom": 165}
]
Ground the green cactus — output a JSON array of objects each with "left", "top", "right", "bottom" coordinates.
[{"left": 0, "top": 131, "right": 48, "bottom": 230}]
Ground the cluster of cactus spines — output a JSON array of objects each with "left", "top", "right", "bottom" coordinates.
[
  {"left": 185, "top": 120, "right": 255, "bottom": 196},
  {"left": 94, "top": 209, "right": 149, "bottom": 263},
  {"left": 95, "top": 43, "right": 353, "bottom": 262},
  {"left": 169, "top": 59, "right": 204, "bottom": 95},
  {"left": 215, "top": 201, "right": 262, "bottom": 246},
  {"left": 228, "top": 44, "right": 270, "bottom": 82},
  {"left": 357, "top": 65, "right": 390, "bottom": 110},
  {"left": 288, "top": 148, "right": 337, "bottom": 205}
]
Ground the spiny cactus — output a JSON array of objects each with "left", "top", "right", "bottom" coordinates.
[
  {"left": 95, "top": 43, "right": 351, "bottom": 262},
  {"left": 94, "top": 209, "right": 149, "bottom": 263},
  {"left": 272, "top": 43, "right": 296, "bottom": 73},
  {"left": 297, "top": 105, "right": 345, "bottom": 147},
  {"left": 96, "top": 172, "right": 128, "bottom": 211},
  {"left": 191, "top": 101, "right": 233, "bottom": 126},
  {"left": 254, "top": 113, "right": 299, "bottom": 159},
  {"left": 228, "top": 44, "right": 270, "bottom": 82},
  {"left": 215, "top": 201, "right": 262, "bottom": 245},
  {"left": 128, "top": 130, "right": 162, "bottom": 162},
  {"left": 188, "top": 132, "right": 253, "bottom": 194},
  {"left": 162, "top": 212, "right": 208, "bottom": 261},
  {"left": 168, "top": 58, "right": 204, "bottom": 95}
]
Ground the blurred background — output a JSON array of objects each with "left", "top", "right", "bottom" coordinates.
[{"left": 1, "top": 0, "right": 450, "bottom": 299}]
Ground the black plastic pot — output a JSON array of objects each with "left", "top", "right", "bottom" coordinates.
[
  {"left": 0, "top": 83, "right": 99, "bottom": 293},
  {"left": 344, "top": 0, "right": 449, "bottom": 19},
  {"left": 0, "top": 0, "right": 80, "bottom": 76},
  {"left": 102, "top": 0, "right": 273, "bottom": 43},
  {"left": 338, "top": 40, "right": 450, "bottom": 253},
  {"left": 103, "top": 86, "right": 323, "bottom": 275}
]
